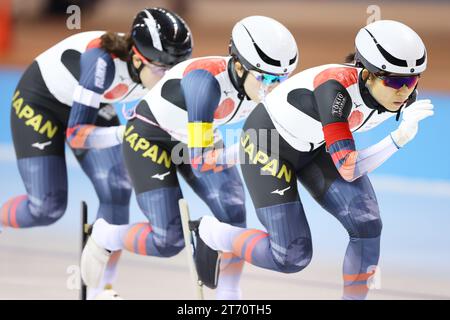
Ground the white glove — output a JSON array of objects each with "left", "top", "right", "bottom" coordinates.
[
  {"left": 390, "top": 99, "right": 434, "bottom": 148},
  {"left": 115, "top": 125, "right": 126, "bottom": 143}
]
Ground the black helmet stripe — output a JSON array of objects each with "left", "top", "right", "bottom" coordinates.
[
  {"left": 416, "top": 52, "right": 426, "bottom": 66},
  {"left": 364, "top": 28, "right": 426, "bottom": 68},
  {"left": 365, "top": 28, "right": 408, "bottom": 67},
  {"left": 242, "top": 25, "right": 281, "bottom": 67},
  {"left": 289, "top": 54, "right": 297, "bottom": 65}
]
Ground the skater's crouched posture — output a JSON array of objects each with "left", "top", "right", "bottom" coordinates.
[
  {"left": 81, "top": 16, "right": 299, "bottom": 300},
  {"left": 196, "top": 20, "right": 433, "bottom": 300},
  {"left": 1, "top": 7, "right": 193, "bottom": 299}
]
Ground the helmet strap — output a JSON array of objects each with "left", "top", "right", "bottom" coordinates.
[{"left": 395, "top": 107, "right": 402, "bottom": 121}]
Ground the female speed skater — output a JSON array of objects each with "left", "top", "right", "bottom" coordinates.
[
  {"left": 80, "top": 15, "right": 299, "bottom": 300},
  {"left": 193, "top": 20, "right": 433, "bottom": 299},
  {"left": 0, "top": 8, "right": 193, "bottom": 299}
]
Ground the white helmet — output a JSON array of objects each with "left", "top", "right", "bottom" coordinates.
[
  {"left": 355, "top": 20, "right": 427, "bottom": 75},
  {"left": 229, "top": 16, "right": 298, "bottom": 75}
]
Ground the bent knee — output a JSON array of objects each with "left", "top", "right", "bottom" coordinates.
[
  {"left": 348, "top": 210, "right": 382, "bottom": 239},
  {"left": 97, "top": 179, "right": 132, "bottom": 205},
  {"left": 272, "top": 237, "right": 313, "bottom": 273},
  {"left": 347, "top": 195, "right": 382, "bottom": 238},
  {"left": 152, "top": 223, "right": 185, "bottom": 258},
  {"left": 30, "top": 192, "right": 68, "bottom": 225},
  {"left": 352, "top": 218, "right": 383, "bottom": 238},
  {"left": 155, "top": 238, "right": 185, "bottom": 257},
  {"left": 215, "top": 185, "right": 246, "bottom": 226}
]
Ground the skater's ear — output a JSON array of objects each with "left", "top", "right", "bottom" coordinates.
[
  {"left": 361, "top": 69, "right": 371, "bottom": 81},
  {"left": 234, "top": 61, "right": 244, "bottom": 77},
  {"left": 132, "top": 54, "right": 143, "bottom": 69}
]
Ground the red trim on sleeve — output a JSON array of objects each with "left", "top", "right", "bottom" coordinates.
[
  {"left": 314, "top": 67, "right": 358, "bottom": 89},
  {"left": 183, "top": 58, "right": 227, "bottom": 77},
  {"left": 322, "top": 122, "right": 353, "bottom": 149}
]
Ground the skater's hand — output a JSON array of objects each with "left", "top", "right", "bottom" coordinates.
[{"left": 391, "top": 99, "right": 434, "bottom": 148}]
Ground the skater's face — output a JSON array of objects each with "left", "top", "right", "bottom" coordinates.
[
  {"left": 234, "top": 62, "right": 284, "bottom": 103},
  {"left": 364, "top": 69, "right": 418, "bottom": 112},
  {"left": 132, "top": 54, "right": 169, "bottom": 89}
]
